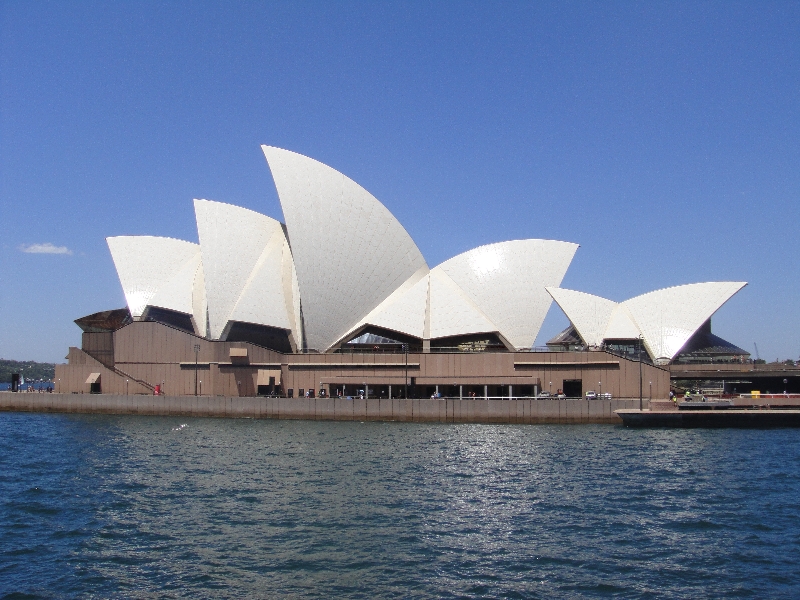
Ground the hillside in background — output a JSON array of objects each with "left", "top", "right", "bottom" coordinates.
[{"left": 0, "top": 359, "right": 57, "bottom": 382}]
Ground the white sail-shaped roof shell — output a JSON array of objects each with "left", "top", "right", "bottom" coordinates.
[
  {"left": 548, "top": 281, "right": 747, "bottom": 363},
  {"left": 546, "top": 287, "right": 617, "bottom": 347},
  {"left": 107, "top": 236, "right": 200, "bottom": 319},
  {"left": 428, "top": 268, "right": 499, "bottom": 339},
  {"left": 262, "top": 145, "right": 428, "bottom": 351},
  {"left": 148, "top": 251, "right": 203, "bottom": 316},
  {"left": 340, "top": 267, "right": 430, "bottom": 341},
  {"left": 622, "top": 281, "right": 747, "bottom": 362},
  {"left": 194, "top": 199, "right": 300, "bottom": 342},
  {"left": 437, "top": 240, "right": 578, "bottom": 349},
  {"left": 604, "top": 305, "right": 641, "bottom": 339}
]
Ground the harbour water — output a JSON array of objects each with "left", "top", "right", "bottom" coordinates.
[{"left": 1, "top": 414, "right": 799, "bottom": 598}]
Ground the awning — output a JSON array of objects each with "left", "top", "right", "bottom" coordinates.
[
  {"left": 257, "top": 369, "right": 281, "bottom": 386},
  {"left": 86, "top": 373, "right": 101, "bottom": 384},
  {"left": 230, "top": 348, "right": 248, "bottom": 358}
]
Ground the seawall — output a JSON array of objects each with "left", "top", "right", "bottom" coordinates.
[{"left": 0, "top": 392, "right": 649, "bottom": 424}]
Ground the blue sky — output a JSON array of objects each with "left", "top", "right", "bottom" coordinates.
[{"left": 1, "top": 1, "right": 798, "bottom": 363}]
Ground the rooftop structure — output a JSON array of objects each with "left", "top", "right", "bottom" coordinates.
[
  {"left": 546, "top": 283, "right": 749, "bottom": 365},
  {"left": 58, "top": 145, "right": 754, "bottom": 399},
  {"left": 97, "top": 145, "right": 746, "bottom": 372},
  {"left": 105, "top": 146, "right": 579, "bottom": 355}
]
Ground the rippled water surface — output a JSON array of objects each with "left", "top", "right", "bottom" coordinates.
[{"left": 2, "top": 414, "right": 800, "bottom": 598}]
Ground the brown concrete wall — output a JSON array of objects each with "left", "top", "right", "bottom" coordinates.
[
  {"left": 54, "top": 349, "right": 151, "bottom": 395},
  {"left": 0, "top": 392, "right": 649, "bottom": 424},
  {"left": 82, "top": 332, "right": 115, "bottom": 367},
  {"left": 56, "top": 322, "right": 671, "bottom": 401}
]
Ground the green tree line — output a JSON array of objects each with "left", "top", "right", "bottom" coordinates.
[{"left": 0, "top": 359, "right": 56, "bottom": 382}]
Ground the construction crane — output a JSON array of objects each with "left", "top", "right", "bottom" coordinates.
[{"left": 754, "top": 343, "right": 761, "bottom": 361}]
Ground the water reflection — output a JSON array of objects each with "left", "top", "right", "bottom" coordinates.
[{"left": 1, "top": 415, "right": 799, "bottom": 598}]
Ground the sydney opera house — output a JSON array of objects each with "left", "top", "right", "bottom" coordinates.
[{"left": 55, "top": 146, "right": 747, "bottom": 400}]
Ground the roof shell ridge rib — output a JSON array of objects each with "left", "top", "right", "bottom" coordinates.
[
  {"left": 193, "top": 198, "right": 286, "bottom": 339},
  {"left": 436, "top": 239, "right": 579, "bottom": 349},
  {"left": 545, "top": 287, "right": 618, "bottom": 347},
  {"left": 106, "top": 235, "right": 200, "bottom": 319},
  {"left": 621, "top": 281, "right": 748, "bottom": 361},
  {"left": 261, "top": 145, "right": 428, "bottom": 351}
]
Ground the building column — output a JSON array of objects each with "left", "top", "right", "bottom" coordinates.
[
  {"left": 509, "top": 385, "right": 513, "bottom": 399},
  {"left": 484, "top": 385, "right": 488, "bottom": 399},
  {"left": 459, "top": 385, "right": 463, "bottom": 400},
  {"left": 388, "top": 385, "right": 392, "bottom": 400}
]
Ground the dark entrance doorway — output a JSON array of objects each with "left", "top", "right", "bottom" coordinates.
[{"left": 563, "top": 379, "right": 582, "bottom": 398}]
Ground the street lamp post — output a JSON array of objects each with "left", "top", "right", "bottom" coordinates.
[
  {"left": 199, "top": 380, "right": 202, "bottom": 396},
  {"left": 126, "top": 379, "right": 129, "bottom": 395},
  {"left": 599, "top": 381, "right": 602, "bottom": 399},
  {"left": 638, "top": 335, "right": 644, "bottom": 411},
  {"left": 403, "top": 343, "right": 409, "bottom": 400},
  {"left": 194, "top": 344, "right": 200, "bottom": 396}
]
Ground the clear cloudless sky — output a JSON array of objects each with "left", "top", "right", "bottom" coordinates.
[{"left": 1, "top": 1, "right": 798, "bottom": 363}]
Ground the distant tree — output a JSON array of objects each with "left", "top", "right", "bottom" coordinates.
[{"left": 0, "top": 359, "right": 56, "bottom": 382}]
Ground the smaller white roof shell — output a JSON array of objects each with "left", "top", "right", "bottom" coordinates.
[
  {"left": 546, "top": 287, "right": 617, "bottom": 347},
  {"left": 148, "top": 251, "right": 203, "bottom": 316},
  {"left": 428, "top": 268, "right": 498, "bottom": 339},
  {"left": 548, "top": 281, "right": 747, "bottom": 362},
  {"left": 107, "top": 236, "right": 200, "bottom": 319},
  {"left": 194, "top": 199, "right": 298, "bottom": 341},
  {"left": 604, "top": 305, "right": 641, "bottom": 340},
  {"left": 340, "top": 267, "right": 430, "bottom": 342},
  {"left": 438, "top": 240, "right": 578, "bottom": 349},
  {"left": 623, "top": 281, "right": 747, "bottom": 362}
]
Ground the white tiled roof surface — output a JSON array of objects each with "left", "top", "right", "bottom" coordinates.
[
  {"left": 546, "top": 287, "right": 617, "bottom": 347},
  {"left": 342, "top": 267, "right": 430, "bottom": 341},
  {"left": 548, "top": 281, "right": 747, "bottom": 361},
  {"left": 428, "top": 268, "right": 497, "bottom": 339},
  {"left": 262, "top": 146, "right": 428, "bottom": 351},
  {"left": 194, "top": 199, "right": 293, "bottom": 340},
  {"left": 228, "top": 229, "right": 293, "bottom": 333},
  {"left": 191, "top": 259, "right": 208, "bottom": 337},
  {"left": 438, "top": 240, "right": 578, "bottom": 349},
  {"left": 107, "top": 236, "right": 200, "bottom": 318},
  {"left": 622, "top": 282, "right": 747, "bottom": 361},
  {"left": 148, "top": 251, "right": 203, "bottom": 316},
  {"left": 603, "top": 305, "right": 641, "bottom": 339}
]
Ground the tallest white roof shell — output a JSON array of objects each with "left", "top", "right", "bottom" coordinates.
[{"left": 262, "top": 146, "right": 428, "bottom": 352}]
